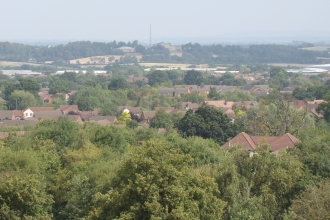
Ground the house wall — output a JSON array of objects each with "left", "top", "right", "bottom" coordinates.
[{"left": 23, "top": 109, "right": 34, "bottom": 119}]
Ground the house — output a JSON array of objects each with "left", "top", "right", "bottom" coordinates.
[
  {"left": 158, "top": 88, "right": 174, "bottom": 96},
  {"left": 67, "top": 115, "right": 84, "bottom": 124},
  {"left": 118, "top": 106, "right": 141, "bottom": 120},
  {"left": 234, "top": 101, "right": 259, "bottom": 111},
  {"left": 158, "top": 87, "right": 191, "bottom": 96},
  {"left": 33, "top": 111, "right": 62, "bottom": 120},
  {"left": 200, "top": 100, "right": 235, "bottom": 110},
  {"left": 140, "top": 111, "right": 157, "bottom": 123},
  {"left": 181, "top": 102, "right": 199, "bottom": 110},
  {"left": 23, "top": 107, "right": 54, "bottom": 119},
  {"left": 126, "top": 76, "right": 148, "bottom": 83},
  {"left": 38, "top": 92, "right": 53, "bottom": 104},
  {"left": 174, "top": 88, "right": 190, "bottom": 96},
  {"left": 65, "top": 91, "right": 77, "bottom": 101},
  {"left": 280, "top": 85, "right": 300, "bottom": 94},
  {"left": 242, "top": 85, "right": 270, "bottom": 96},
  {"left": 0, "top": 110, "right": 16, "bottom": 121},
  {"left": 60, "top": 105, "right": 80, "bottom": 115},
  {"left": 13, "top": 110, "right": 23, "bottom": 120},
  {"left": 221, "top": 132, "right": 300, "bottom": 153},
  {"left": 290, "top": 100, "right": 307, "bottom": 110},
  {"left": 88, "top": 116, "right": 117, "bottom": 125},
  {"left": 203, "top": 85, "right": 238, "bottom": 93},
  {"left": 118, "top": 46, "right": 135, "bottom": 53},
  {"left": 307, "top": 100, "right": 325, "bottom": 111},
  {"left": 0, "top": 120, "right": 38, "bottom": 128}
]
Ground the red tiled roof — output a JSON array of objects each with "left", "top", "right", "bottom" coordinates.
[
  {"left": 222, "top": 132, "right": 256, "bottom": 151},
  {"left": 222, "top": 132, "right": 300, "bottom": 152}
]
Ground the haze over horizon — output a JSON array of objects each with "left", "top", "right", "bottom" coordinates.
[{"left": 1, "top": 0, "right": 329, "bottom": 45}]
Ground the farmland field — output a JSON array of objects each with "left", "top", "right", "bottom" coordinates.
[{"left": 301, "top": 46, "right": 330, "bottom": 52}]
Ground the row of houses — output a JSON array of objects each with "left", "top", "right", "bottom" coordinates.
[
  {"left": 0, "top": 105, "right": 117, "bottom": 128},
  {"left": 158, "top": 84, "right": 270, "bottom": 97}
]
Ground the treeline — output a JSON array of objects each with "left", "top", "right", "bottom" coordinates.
[
  {"left": 0, "top": 41, "right": 138, "bottom": 62},
  {"left": 0, "top": 110, "right": 330, "bottom": 219},
  {"left": 0, "top": 40, "right": 329, "bottom": 64},
  {"left": 142, "top": 43, "right": 329, "bottom": 64}
]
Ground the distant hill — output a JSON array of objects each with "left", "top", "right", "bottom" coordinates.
[{"left": 0, "top": 40, "right": 329, "bottom": 65}]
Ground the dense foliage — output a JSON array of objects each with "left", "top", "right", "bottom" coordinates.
[{"left": 0, "top": 40, "right": 328, "bottom": 64}]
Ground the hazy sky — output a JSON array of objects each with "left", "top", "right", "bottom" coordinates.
[{"left": 1, "top": 0, "right": 329, "bottom": 43}]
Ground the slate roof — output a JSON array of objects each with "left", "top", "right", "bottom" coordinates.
[
  {"left": 89, "top": 116, "right": 117, "bottom": 124},
  {"left": 60, "top": 105, "right": 79, "bottom": 111},
  {"left": 25, "top": 107, "right": 54, "bottom": 112},
  {"left": 158, "top": 88, "right": 174, "bottom": 95},
  {"left": 0, "top": 111, "right": 14, "bottom": 120},
  {"left": 0, "top": 120, "right": 38, "bottom": 127},
  {"left": 141, "top": 111, "right": 157, "bottom": 120},
  {"left": 34, "top": 111, "right": 62, "bottom": 120},
  {"left": 118, "top": 106, "right": 141, "bottom": 114}
]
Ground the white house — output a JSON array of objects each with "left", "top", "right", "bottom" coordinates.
[{"left": 23, "top": 108, "right": 34, "bottom": 119}]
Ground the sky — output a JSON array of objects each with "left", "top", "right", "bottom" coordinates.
[{"left": 0, "top": 0, "right": 329, "bottom": 44}]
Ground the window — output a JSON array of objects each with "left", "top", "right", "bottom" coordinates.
[{"left": 30, "top": 113, "right": 33, "bottom": 116}]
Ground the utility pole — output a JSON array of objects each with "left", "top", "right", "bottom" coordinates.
[
  {"left": 16, "top": 98, "right": 19, "bottom": 110},
  {"left": 149, "top": 24, "right": 152, "bottom": 48}
]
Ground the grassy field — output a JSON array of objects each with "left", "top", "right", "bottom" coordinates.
[
  {"left": 0, "top": 61, "right": 44, "bottom": 67},
  {"left": 301, "top": 46, "right": 330, "bottom": 52},
  {"left": 269, "top": 63, "right": 310, "bottom": 68}
]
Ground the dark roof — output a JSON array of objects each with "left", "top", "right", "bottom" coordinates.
[
  {"left": 60, "top": 105, "right": 79, "bottom": 111},
  {"left": 0, "top": 111, "right": 14, "bottom": 120},
  {"left": 142, "top": 111, "right": 157, "bottom": 120},
  {"left": 118, "top": 106, "right": 141, "bottom": 114},
  {"left": 89, "top": 116, "right": 117, "bottom": 124},
  {"left": 158, "top": 88, "right": 174, "bottom": 95},
  {"left": 25, "top": 107, "right": 54, "bottom": 112},
  {"left": 34, "top": 111, "right": 62, "bottom": 120},
  {"left": 0, "top": 120, "right": 38, "bottom": 127}
]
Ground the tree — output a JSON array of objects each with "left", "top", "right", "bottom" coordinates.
[
  {"left": 108, "top": 78, "right": 129, "bottom": 90},
  {"left": 184, "top": 70, "right": 203, "bottom": 86},
  {"left": 119, "top": 111, "right": 131, "bottom": 122},
  {"left": 49, "top": 80, "right": 73, "bottom": 94},
  {"left": 9, "top": 90, "right": 38, "bottom": 110},
  {"left": 99, "top": 102, "right": 117, "bottom": 116},
  {"left": 284, "top": 180, "right": 330, "bottom": 220},
  {"left": 240, "top": 100, "right": 314, "bottom": 136},
  {"left": 149, "top": 109, "right": 172, "bottom": 128},
  {"left": 215, "top": 146, "right": 304, "bottom": 219},
  {"left": 88, "top": 140, "right": 226, "bottom": 219},
  {"left": 147, "top": 70, "right": 170, "bottom": 86},
  {"left": 176, "top": 106, "right": 240, "bottom": 145},
  {"left": 0, "top": 174, "right": 54, "bottom": 219},
  {"left": 18, "top": 77, "right": 41, "bottom": 97},
  {"left": 317, "top": 95, "right": 330, "bottom": 122},
  {"left": 126, "top": 119, "right": 139, "bottom": 129}
]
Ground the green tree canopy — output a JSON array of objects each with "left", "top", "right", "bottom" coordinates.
[
  {"left": 147, "top": 70, "right": 170, "bottom": 86},
  {"left": 184, "top": 70, "right": 203, "bottom": 86},
  {"left": 176, "top": 106, "right": 240, "bottom": 145},
  {"left": 240, "top": 100, "right": 314, "bottom": 136},
  {"left": 216, "top": 146, "right": 304, "bottom": 219},
  {"left": 284, "top": 180, "right": 330, "bottom": 220},
  {"left": 9, "top": 90, "right": 38, "bottom": 110},
  {"left": 108, "top": 78, "right": 129, "bottom": 90},
  {"left": 89, "top": 140, "right": 226, "bottom": 219},
  {"left": 149, "top": 109, "right": 172, "bottom": 128}
]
